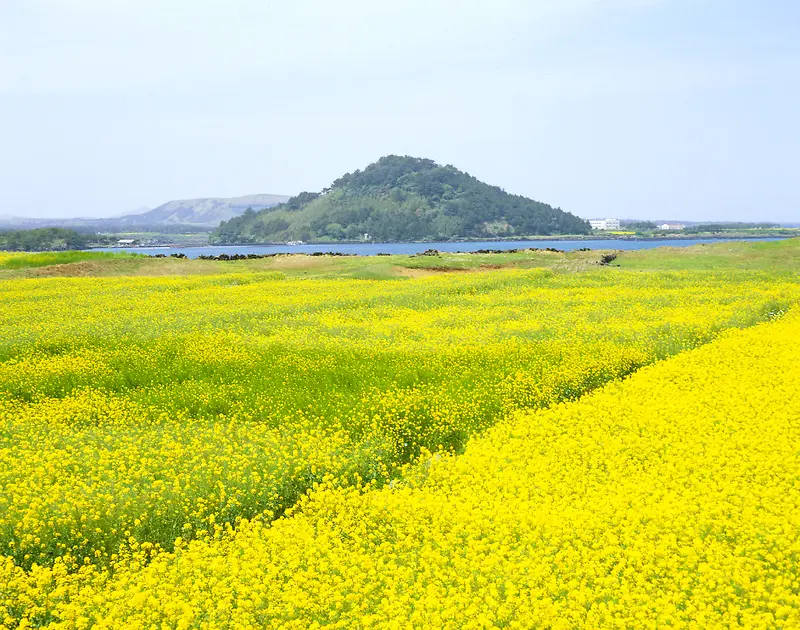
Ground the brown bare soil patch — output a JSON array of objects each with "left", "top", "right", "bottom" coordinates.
[
  {"left": 25, "top": 261, "right": 110, "bottom": 277},
  {"left": 396, "top": 264, "right": 504, "bottom": 278}
]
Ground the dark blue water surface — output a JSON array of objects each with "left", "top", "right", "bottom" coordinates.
[{"left": 92, "top": 238, "right": 784, "bottom": 259}]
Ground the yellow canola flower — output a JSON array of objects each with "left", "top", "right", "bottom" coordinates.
[
  {"left": 0, "top": 268, "right": 794, "bottom": 575},
  {"left": 4, "top": 307, "right": 800, "bottom": 628},
  {"left": 0, "top": 258, "right": 798, "bottom": 627}
]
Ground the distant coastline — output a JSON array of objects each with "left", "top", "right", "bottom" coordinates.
[
  {"left": 96, "top": 232, "right": 795, "bottom": 250},
  {"left": 87, "top": 236, "right": 790, "bottom": 260}
]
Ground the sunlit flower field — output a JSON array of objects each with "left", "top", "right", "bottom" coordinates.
[{"left": 1, "top": 246, "right": 798, "bottom": 628}]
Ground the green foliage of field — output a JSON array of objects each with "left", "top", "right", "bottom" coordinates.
[
  {"left": 3, "top": 238, "right": 796, "bottom": 282},
  {"left": 0, "top": 248, "right": 604, "bottom": 280},
  {"left": 616, "top": 237, "right": 800, "bottom": 273},
  {"left": 0, "top": 251, "right": 142, "bottom": 270}
]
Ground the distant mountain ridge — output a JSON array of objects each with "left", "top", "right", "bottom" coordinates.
[
  {"left": 0, "top": 194, "right": 290, "bottom": 232},
  {"left": 116, "top": 194, "right": 290, "bottom": 228},
  {"left": 211, "top": 155, "right": 589, "bottom": 244}
]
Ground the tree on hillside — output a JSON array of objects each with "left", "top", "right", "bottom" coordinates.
[{"left": 0, "top": 228, "right": 90, "bottom": 252}]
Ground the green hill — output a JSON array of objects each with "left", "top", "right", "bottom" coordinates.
[{"left": 210, "top": 156, "right": 589, "bottom": 244}]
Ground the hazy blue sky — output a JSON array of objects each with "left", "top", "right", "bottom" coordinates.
[{"left": 1, "top": 0, "right": 798, "bottom": 221}]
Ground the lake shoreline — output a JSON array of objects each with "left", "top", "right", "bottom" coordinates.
[
  {"left": 86, "top": 237, "right": 790, "bottom": 259},
  {"left": 92, "top": 233, "right": 794, "bottom": 250}
]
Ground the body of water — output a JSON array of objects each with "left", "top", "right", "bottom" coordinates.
[{"left": 91, "top": 238, "right": 783, "bottom": 259}]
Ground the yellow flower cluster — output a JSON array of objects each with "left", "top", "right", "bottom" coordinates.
[
  {"left": 0, "top": 259, "right": 798, "bottom": 627},
  {"left": 0, "top": 389, "right": 371, "bottom": 571},
  {"left": 14, "top": 307, "right": 798, "bottom": 629}
]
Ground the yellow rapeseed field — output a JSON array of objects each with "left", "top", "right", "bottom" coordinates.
[
  {"left": 9, "top": 305, "right": 798, "bottom": 629},
  {"left": 0, "top": 246, "right": 799, "bottom": 628}
]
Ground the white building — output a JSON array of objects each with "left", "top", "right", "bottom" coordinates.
[
  {"left": 117, "top": 239, "right": 135, "bottom": 245},
  {"left": 657, "top": 223, "right": 685, "bottom": 231},
  {"left": 590, "top": 218, "right": 621, "bottom": 231}
]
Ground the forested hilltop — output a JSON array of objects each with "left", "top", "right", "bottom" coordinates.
[{"left": 211, "top": 156, "right": 589, "bottom": 243}]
